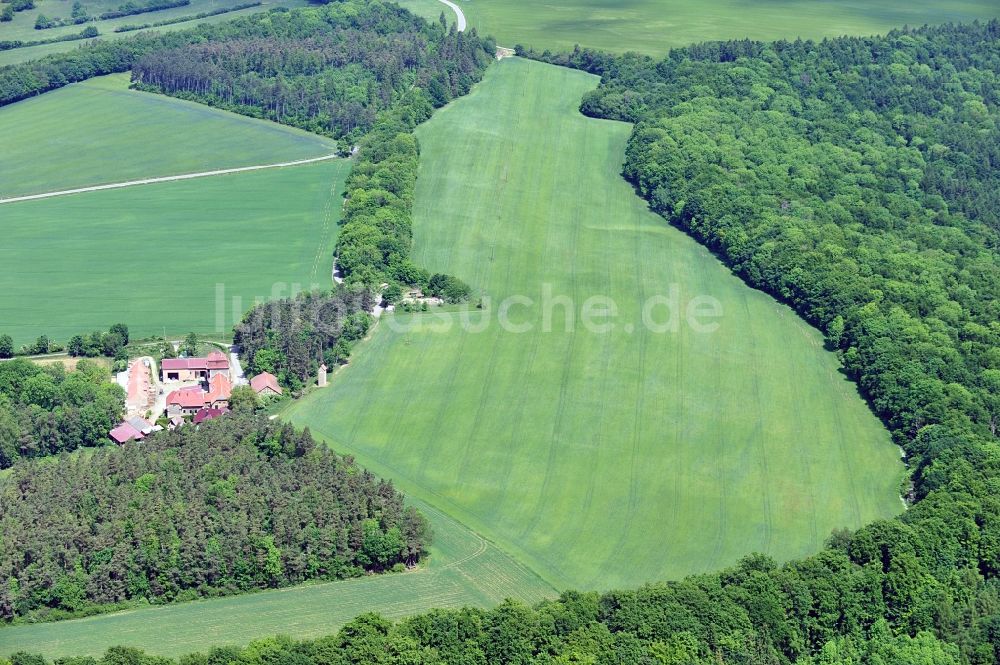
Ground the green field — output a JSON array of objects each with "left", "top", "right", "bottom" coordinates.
[
  {"left": 284, "top": 58, "right": 904, "bottom": 591},
  {"left": 0, "top": 0, "right": 306, "bottom": 66},
  {"left": 0, "top": 498, "right": 555, "bottom": 658},
  {"left": 0, "top": 158, "right": 349, "bottom": 345},
  {"left": 400, "top": 0, "right": 999, "bottom": 55},
  {"left": 0, "top": 75, "right": 334, "bottom": 197}
]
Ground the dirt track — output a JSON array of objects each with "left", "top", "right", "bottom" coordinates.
[{"left": 0, "top": 153, "right": 340, "bottom": 205}]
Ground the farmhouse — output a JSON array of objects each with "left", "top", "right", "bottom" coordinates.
[
  {"left": 165, "top": 387, "right": 207, "bottom": 417},
  {"left": 165, "top": 375, "right": 231, "bottom": 418},
  {"left": 161, "top": 351, "right": 230, "bottom": 382},
  {"left": 250, "top": 371, "right": 283, "bottom": 397}
]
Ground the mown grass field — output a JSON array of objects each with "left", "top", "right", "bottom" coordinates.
[
  {"left": 0, "top": 498, "right": 555, "bottom": 658},
  {"left": 285, "top": 58, "right": 904, "bottom": 592},
  {"left": 0, "top": 158, "right": 349, "bottom": 345},
  {"left": 401, "top": 0, "right": 999, "bottom": 55},
  {"left": 0, "top": 0, "right": 307, "bottom": 66},
  {"left": 0, "top": 75, "right": 334, "bottom": 197}
]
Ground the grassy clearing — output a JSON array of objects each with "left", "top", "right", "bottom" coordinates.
[
  {"left": 0, "top": 74, "right": 334, "bottom": 197},
  {"left": 284, "top": 58, "right": 904, "bottom": 592},
  {"left": 0, "top": 498, "right": 555, "bottom": 658},
  {"left": 0, "top": 0, "right": 307, "bottom": 65},
  {"left": 0, "top": 158, "right": 349, "bottom": 346},
  {"left": 400, "top": 0, "right": 999, "bottom": 55},
  {"left": 28, "top": 354, "right": 112, "bottom": 373}
]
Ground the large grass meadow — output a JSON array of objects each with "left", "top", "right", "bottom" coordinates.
[
  {"left": 399, "top": 0, "right": 999, "bottom": 56},
  {"left": 0, "top": 75, "right": 335, "bottom": 197},
  {"left": 285, "top": 58, "right": 904, "bottom": 592},
  {"left": 0, "top": 498, "right": 555, "bottom": 658}
]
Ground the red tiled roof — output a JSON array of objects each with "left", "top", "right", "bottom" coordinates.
[
  {"left": 194, "top": 407, "right": 229, "bottom": 424},
  {"left": 162, "top": 352, "right": 230, "bottom": 372},
  {"left": 110, "top": 421, "right": 145, "bottom": 444},
  {"left": 207, "top": 374, "right": 232, "bottom": 403},
  {"left": 206, "top": 351, "right": 230, "bottom": 370},
  {"left": 250, "top": 372, "right": 283, "bottom": 395},
  {"left": 161, "top": 357, "right": 208, "bottom": 371},
  {"left": 166, "top": 387, "right": 209, "bottom": 408},
  {"left": 126, "top": 360, "right": 150, "bottom": 406}
]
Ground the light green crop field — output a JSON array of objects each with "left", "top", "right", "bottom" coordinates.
[
  {"left": 393, "top": 0, "right": 452, "bottom": 24},
  {"left": 0, "top": 0, "right": 307, "bottom": 66},
  {"left": 400, "top": 0, "right": 999, "bottom": 55},
  {"left": 0, "top": 75, "right": 335, "bottom": 197},
  {"left": 284, "top": 58, "right": 904, "bottom": 592},
  {"left": 0, "top": 158, "right": 349, "bottom": 345},
  {"left": 0, "top": 499, "right": 555, "bottom": 658}
]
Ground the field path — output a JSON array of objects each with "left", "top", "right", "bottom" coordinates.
[
  {"left": 435, "top": 0, "right": 466, "bottom": 31},
  {"left": 0, "top": 154, "right": 339, "bottom": 205}
]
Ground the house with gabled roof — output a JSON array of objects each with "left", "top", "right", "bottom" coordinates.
[{"left": 250, "top": 372, "right": 283, "bottom": 397}]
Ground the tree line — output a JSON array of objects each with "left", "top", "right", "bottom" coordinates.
[
  {"left": 333, "top": 80, "right": 479, "bottom": 291},
  {"left": 0, "top": 25, "right": 99, "bottom": 52},
  {"left": 0, "top": 324, "right": 131, "bottom": 369},
  {"left": 4, "top": 553, "right": 972, "bottom": 663},
  {"left": 0, "top": 412, "right": 429, "bottom": 623},
  {"left": 31, "top": 0, "right": 189, "bottom": 30},
  {"left": 114, "top": 3, "right": 261, "bottom": 34},
  {"left": 0, "top": 0, "right": 33, "bottom": 22}
]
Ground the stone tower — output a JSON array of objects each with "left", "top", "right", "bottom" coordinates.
[{"left": 318, "top": 363, "right": 328, "bottom": 387}]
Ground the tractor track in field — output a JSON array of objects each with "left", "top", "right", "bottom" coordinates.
[
  {"left": 514, "top": 110, "right": 579, "bottom": 543},
  {"left": 454, "top": 118, "right": 518, "bottom": 485},
  {"left": 0, "top": 154, "right": 340, "bottom": 205}
]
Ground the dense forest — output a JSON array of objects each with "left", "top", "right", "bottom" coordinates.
[
  {"left": 0, "top": 358, "right": 123, "bottom": 469},
  {"left": 0, "top": 0, "right": 493, "bottom": 125},
  {"left": 130, "top": 1, "right": 495, "bottom": 143},
  {"left": 0, "top": 412, "right": 429, "bottom": 623},
  {"left": 234, "top": 285, "right": 376, "bottom": 390}
]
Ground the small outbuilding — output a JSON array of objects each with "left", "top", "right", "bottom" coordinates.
[
  {"left": 109, "top": 417, "right": 158, "bottom": 444},
  {"left": 250, "top": 372, "right": 283, "bottom": 397},
  {"left": 194, "top": 407, "right": 229, "bottom": 425}
]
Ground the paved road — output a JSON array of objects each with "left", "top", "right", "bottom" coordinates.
[
  {"left": 436, "top": 0, "right": 466, "bottom": 31},
  {"left": 0, "top": 154, "right": 340, "bottom": 205},
  {"left": 229, "top": 348, "right": 248, "bottom": 386}
]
